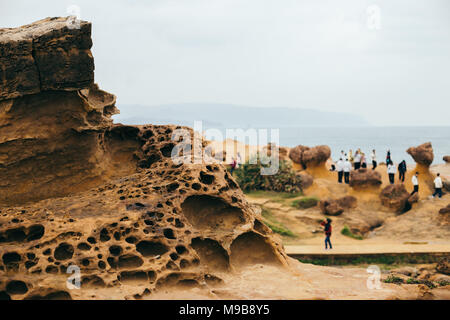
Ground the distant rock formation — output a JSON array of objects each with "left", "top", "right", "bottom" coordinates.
[
  {"left": 0, "top": 17, "right": 288, "bottom": 300},
  {"left": 288, "top": 145, "right": 331, "bottom": 169},
  {"left": 349, "top": 168, "right": 382, "bottom": 189},
  {"left": 443, "top": 156, "right": 450, "bottom": 164},
  {"left": 406, "top": 142, "right": 435, "bottom": 195}
]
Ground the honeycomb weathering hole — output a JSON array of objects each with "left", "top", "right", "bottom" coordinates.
[
  {"left": 191, "top": 238, "right": 230, "bottom": 272},
  {"left": 230, "top": 232, "right": 281, "bottom": 267},
  {"left": 181, "top": 195, "right": 245, "bottom": 231},
  {"left": 54, "top": 243, "right": 74, "bottom": 261},
  {"left": 136, "top": 241, "right": 168, "bottom": 257}
]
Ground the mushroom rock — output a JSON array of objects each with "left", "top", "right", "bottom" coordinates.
[
  {"left": 349, "top": 168, "right": 382, "bottom": 190},
  {"left": 288, "top": 145, "right": 331, "bottom": 177},
  {"left": 379, "top": 184, "right": 411, "bottom": 213},
  {"left": 407, "top": 142, "right": 434, "bottom": 167},
  {"left": 0, "top": 18, "right": 290, "bottom": 299},
  {"left": 443, "top": 156, "right": 450, "bottom": 164},
  {"left": 406, "top": 142, "right": 435, "bottom": 195}
]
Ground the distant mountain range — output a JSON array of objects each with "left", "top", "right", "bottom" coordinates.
[{"left": 113, "top": 103, "right": 370, "bottom": 128}]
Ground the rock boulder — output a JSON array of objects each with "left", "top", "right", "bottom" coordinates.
[
  {"left": 407, "top": 142, "right": 434, "bottom": 167},
  {"left": 288, "top": 145, "right": 330, "bottom": 169},
  {"left": 349, "top": 168, "right": 382, "bottom": 189}
]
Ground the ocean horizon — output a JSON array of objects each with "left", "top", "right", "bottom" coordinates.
[{"left": 198, "top": 125, "right": 450, "bottom": 165}]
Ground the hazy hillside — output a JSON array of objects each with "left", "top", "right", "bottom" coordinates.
[{"left": 113, "top": 103, "right": 370, "bottom": 128}]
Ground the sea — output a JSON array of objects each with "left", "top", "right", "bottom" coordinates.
[{"left": 204, "top": 126, "right": 450, "bottom": 165}]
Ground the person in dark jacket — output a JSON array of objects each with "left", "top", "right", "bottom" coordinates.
[
  {"left": 398, "top": 160, "right": 407, "bottom": 183},
  {"left": 386, "top": 150, "right": 391, "bottom": 164},
  {"left": 320, "top": 218, "right": 333, "bottom": 250}
]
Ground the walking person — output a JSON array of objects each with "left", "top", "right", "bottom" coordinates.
[
  {"left": 433, "top": 173, "right": 443, "bottom": 198},
  {"left": 411, "top": 172, "right": 419, "bottom": 195},
  {"left": 387, "top": 160, "right": 396, "bottom": 184},
  {"left": 371, "top": 149, "right": 377, "bottom": 170},
  {"left": 353, "top": 150, "right": 361, "bottom": 170},
  {"left": 336, "top": 158, "right": 344, "bottom": 183},
  {"left": 398, "top": 160, "right": 407, "bottom": 183},
  {"left": 343, "top": 158, "right": 352, "bottom": 184},
  {"left": 320, "top": 218, "right": 333, "bottom": 250}
]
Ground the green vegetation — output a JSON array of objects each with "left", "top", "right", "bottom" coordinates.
[
  {"left": 406, "top": 278, "right": 436, "bottom": 289},
  {"left": 340, "top": 225, "right": 363, "bottom": 240},
  {"left": 297, "top": 254, "right": 443, "bottom": 268},
  {"left": 234, "top": 158, "right": 303, "bottom": 193},
  {"left": 261, "top": 207, "right": 296, "bottom": 237},
  {"left": 383, "top": 275, "right": 404, "bottom": 284},
  {"left": 291, "top": 196, "right": 319, "bottom": 209}
]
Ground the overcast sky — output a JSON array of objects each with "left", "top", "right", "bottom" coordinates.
[{"left": 2, "top": 0, "right": 450, "bottom": 126}]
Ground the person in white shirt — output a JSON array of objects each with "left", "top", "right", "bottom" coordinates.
[
  {"left": 387, "top": 160, "right": 396, "bottom": 184},
  {"left": 371, "top": 149, "right": 377, "bottom": 170},
  {"left": 353, "top": 151, "right": 362, "bottom": 170},
  {"left": 343, "top": 158, "right": 352, "bottom": 184},
  {"left": 433, "top": 173, "right": 443, "bottom": 198},
  {"left": 411, "top": 172, "right": 419, "bottom": 195},
  {"left": 336, "top": 158, "right": 344, "bottom": 183}
]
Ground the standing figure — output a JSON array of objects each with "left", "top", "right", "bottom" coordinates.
[
  {"left": 361, "top": 153, "right": 367, "bottom": 168},
  {"left": 230, "top": 157, "right": 237, "bottom": 175},
  {"left": 336, "top": 158, "right": 344, "bottom": 183},
  {"left": 371, "top": 149, "right": 377, "bottom": 170},
  {"left": 343, "top": 158, "right": 352, "bottom": 184},
  {"left": 386, "top": 150, "right": 391, "bottom": 164},
  {"left": 320, "top": 218, "right": 333, "bottom": 250},
  {"left": 398, "top": 160, "right": 407, "bottom": 183},
  {"left": 387, "top": 160, "right": 396, "bottom": 184},
  {"left": 411, "top": 172, "right": 419, "bottom": 195},
  {"left": 433, "top": 173, "right": 443, "bottom": 198},
  {"left": 354, "top": 151, "right": 361, "bottom": 170}
]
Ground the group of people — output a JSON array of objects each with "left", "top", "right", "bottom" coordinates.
[
  {"left": 333, "top": 148, "right": 378, "bottom": 184},
  {"left": 333, "top": 149, "right": 444, "bottom": 199}
]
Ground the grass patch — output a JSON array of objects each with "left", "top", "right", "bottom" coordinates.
[
  {"left": 383, "top": 275, "right": 404, "bottom": 284},
  {"left": 341, "top": 225, "right": 363, "bottom": 240},
  {"left": 297, "top": 254, "right": 442, "bottom": 267},
  {"left": 291, "top": 196, "right": 319, "bottom": 209},
  {"left": 261, "top": 207, "right": 296, "bottom": 237}
]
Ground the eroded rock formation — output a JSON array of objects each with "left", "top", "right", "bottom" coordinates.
[
  {"left": 0, "top": 18, "right": 288, "bottom": 300},
  {"left": 380, "top": 184, "right": 418, "bottom": 213},
  {"left": 443, "top": 156, "right": 450, "bottom": 164},
  {"left": 349, "top": 168, "right": 382, "bottom": 189},
  {"left": 288, "top": 145, "right": 330, "bottom": 169},
  {"left": 319, "top": 196, "right": 357, "bottom": 216},
  {"left": 406, "top": 142, "right": 435, "bottom": 195},
  {"left": 407, "top": 142, "right": 434, "bottom": 167}
]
